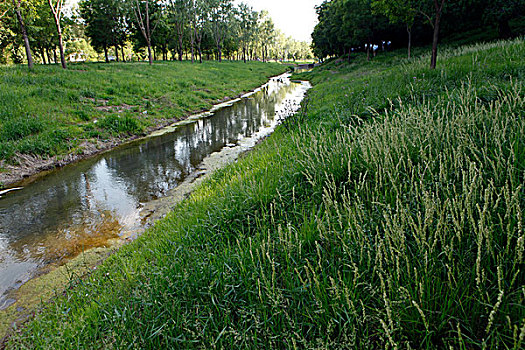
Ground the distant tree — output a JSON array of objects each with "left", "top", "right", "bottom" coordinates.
[
  {"left": 258, "top": 11, "right": 274, "bottom": 62},
  {"left": 31, "top": 0, "right": 59, "bottom": 65},
  {"left": 152, "top": 11, "right": 170, "bottom": 60},
  {"left": 169, "top": 0, "right": 188, "bottom": 61},
  {"left": 372, "top": 0, "right": 419, "bottom": 58},
  {"left": 237, "top": 2, "right": 257, "bottom": 63},
  {"left": 12, "top": 0, "right": 34, "bottom": 68},
  {"left": 80, "top": 0, "right": 127, "bottom": 63},
  {"left": 311, "top": 1, "right": 335, "bottom": 60},
  {"left": 130, "top": 0, "right": 161, "bottom": 65},
  {"left": 192, "top": 0, "right": 208, "bottom": 63},
  {"left": 208, "top": 0, "right": 233, "bottom": 62},
  {"left": 340, "top": 0, "right": 388, "bottom": 61},
  {"left": 483, "top": 0, "right": 525, "bottom": 38},
  {"left": 47, "top": 0, "right": 67, "bottom": 68}
]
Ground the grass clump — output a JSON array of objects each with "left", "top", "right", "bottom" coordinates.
[
  {"left": 97, "top": 114, "right": 143, "bottom": 135},
  {"left": 8, "top": 39, "right": 525, "bottom": 349}
]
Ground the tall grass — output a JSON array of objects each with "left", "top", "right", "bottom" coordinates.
[{"left": 9, "top": 40, "right": 525, "bottom": 349}]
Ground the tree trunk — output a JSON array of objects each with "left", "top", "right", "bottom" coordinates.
[
  {"left": 430, "top": 19, "right": 440, "bottom": 68},
  {"left": 13, "top": 0, "right": 34, "bottom": 69},
  {"left": 48, "top": 0, "right": 67, "bottom": 69},
  {"left": 53, "top": 47, "right": 57, "bottom": 64},
  {"left": 407, "top": 24, "right": 412, "bottom": 59},
  {"left": 104, "top": 46, "right": 109, "bottom": 63},
  {"left": 57, "top": 30, "right": 67, "bottom": 69},
  {"left": 121, "top": 47, "right": 125, "bottom": 62},
  {"left": 146, "top": 42, "right": 152, "bottom": 64},
  {"left": 40, "top": 48, "right": 47, "bottom": 64},
  {"left": 191, "top": 35, "right": 195, "bottom": 64},
  {"left": 366, "top": 44, "right": 370, "bottom": 61},
  {"left": 115, "top": 45, "right": 119, "bottom": 62},
  {"left": 430, "top": 0, "right": 445, "bottom": 69},
  {"left": 46, "top": 48, "right": 52, "bottom": 63}
]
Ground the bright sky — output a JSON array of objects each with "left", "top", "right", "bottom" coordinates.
[
  {"left": 234, "top": 0, "right": 324, "bottom": 42},
  {"left": 67, "top": 0, "right": 323, "bottom": 42}
]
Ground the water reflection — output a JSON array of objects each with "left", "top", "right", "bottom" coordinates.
[{"left": 0, "top": 75, "right": 308, "bottom": 308}]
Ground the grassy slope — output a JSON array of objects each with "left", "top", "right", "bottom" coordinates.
[
  {"left": 0, "top": 61, "right": 286, "bottom": 165},
  {"left": 10, "top": 40, "right": 525, "bottom": 349}
]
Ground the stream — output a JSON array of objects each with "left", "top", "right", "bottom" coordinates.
[{"left": 0, "top": 74, "right": 311, "bottom": 310}]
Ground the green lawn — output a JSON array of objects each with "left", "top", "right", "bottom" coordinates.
[
  {"left": 8, "top": 39, "right": 525, "bottom": 349},
  {"left": 0, "top": 61, "right": 287, "bottom": 166}
]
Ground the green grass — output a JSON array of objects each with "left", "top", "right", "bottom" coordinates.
[
  {"left": 8, "top": 39, "right": 525, "bottom": 349},
  {"left": 0, "top": 61, "right": 287, "bottom": 163}
]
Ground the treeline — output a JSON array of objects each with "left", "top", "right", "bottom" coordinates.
[
  {"left": 312, "top": 0, "right": 524, "bottom": 67},
  {"left": 0, "top": 0, "right": 313, "bottom": 68}
]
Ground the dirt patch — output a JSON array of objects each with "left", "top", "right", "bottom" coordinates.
[
  {"left": 81, "top": 97, "right": 109, "bottom": 105},
  {"left": 0, "top": 140, "right": 118, "bottom": 188},
  {"left": 94, "top": 103, "right": 136, "bottom": 113},
  {"left": 194, "top": 88, "right": 211, "bottom": 93}
]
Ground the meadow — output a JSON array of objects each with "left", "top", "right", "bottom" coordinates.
[
  {"left": 7, "top": 39, "right": 525, "bottom": 349},
  {"left": 0, "top": 61, "right": 286, "bottom": 180}
]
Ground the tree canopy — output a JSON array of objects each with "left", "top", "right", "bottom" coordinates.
[
  {"left": 0, "top": 0, "right": 314, "bottom": 66},
  {"left": 312, "top": 0, "right": 525, "bottom": 64}
]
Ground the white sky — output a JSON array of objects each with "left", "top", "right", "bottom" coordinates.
[
  {"left": 67, "top": 0, "right": 323, "bottom": 42},
  {"left": 234, "top": 0, "right": 324, "bottom": 42}
]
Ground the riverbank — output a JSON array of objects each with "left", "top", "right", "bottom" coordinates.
[
  {"left": 0, "top": 75, "right": 310, "bottom": 343},
  {"left": 8, "top": 39, "right": 525, "bottom": 349},
  {"left": 0, "top": 61, "right": 288, "bottom": 188}
]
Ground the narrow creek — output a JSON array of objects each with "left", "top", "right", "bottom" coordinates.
[{"left": 0, "top": 74, "right": 311, "bottom": 311}]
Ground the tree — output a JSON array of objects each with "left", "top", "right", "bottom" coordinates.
[
  {"left": 31, "top": 0, "right": 59, "bottom": 65},
  {"left": 48, "top": 0, "right": 66, "bottom": 68},
  {"left": 372, "top": 0, "right": 419, "bottom": 58},
  {"left": 131, "top": 0, "right": 161, "bottom": 65},
  {"left": 258, "top": 11, "right": 274, "bottom": 62},
  {"left": 192, "top": 0, "right": 208, "bottom": 63},
  {"left": 237, "top": 3, "right": 257, "bottom": 63},
  {"left": 12, "top": 0, "right": 34, "bottom": 68},
  {"left": 80, "top": 0, "right": 127, "bottom": 62},
  {"left": 208, "top": 0, "right": 232, "bottom": 62},
  {"left": 169, "top": 0, "right": 188, "bottom": 61},
  {"left": 483, "top": 0, "right": 525, "bottom": 38},
  {"left": 340, "top": 0, "right": 388, "bottom": 61}
]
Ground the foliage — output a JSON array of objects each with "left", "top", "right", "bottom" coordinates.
[
  {"left": 1, "top": 0, "right": 314, "bottom": 65},
  {"left": 79, "top": 0, "right": 128, "bottom": 60},
  {"left": 312, "top": 0, "right": 525, "bottom": 60}
]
